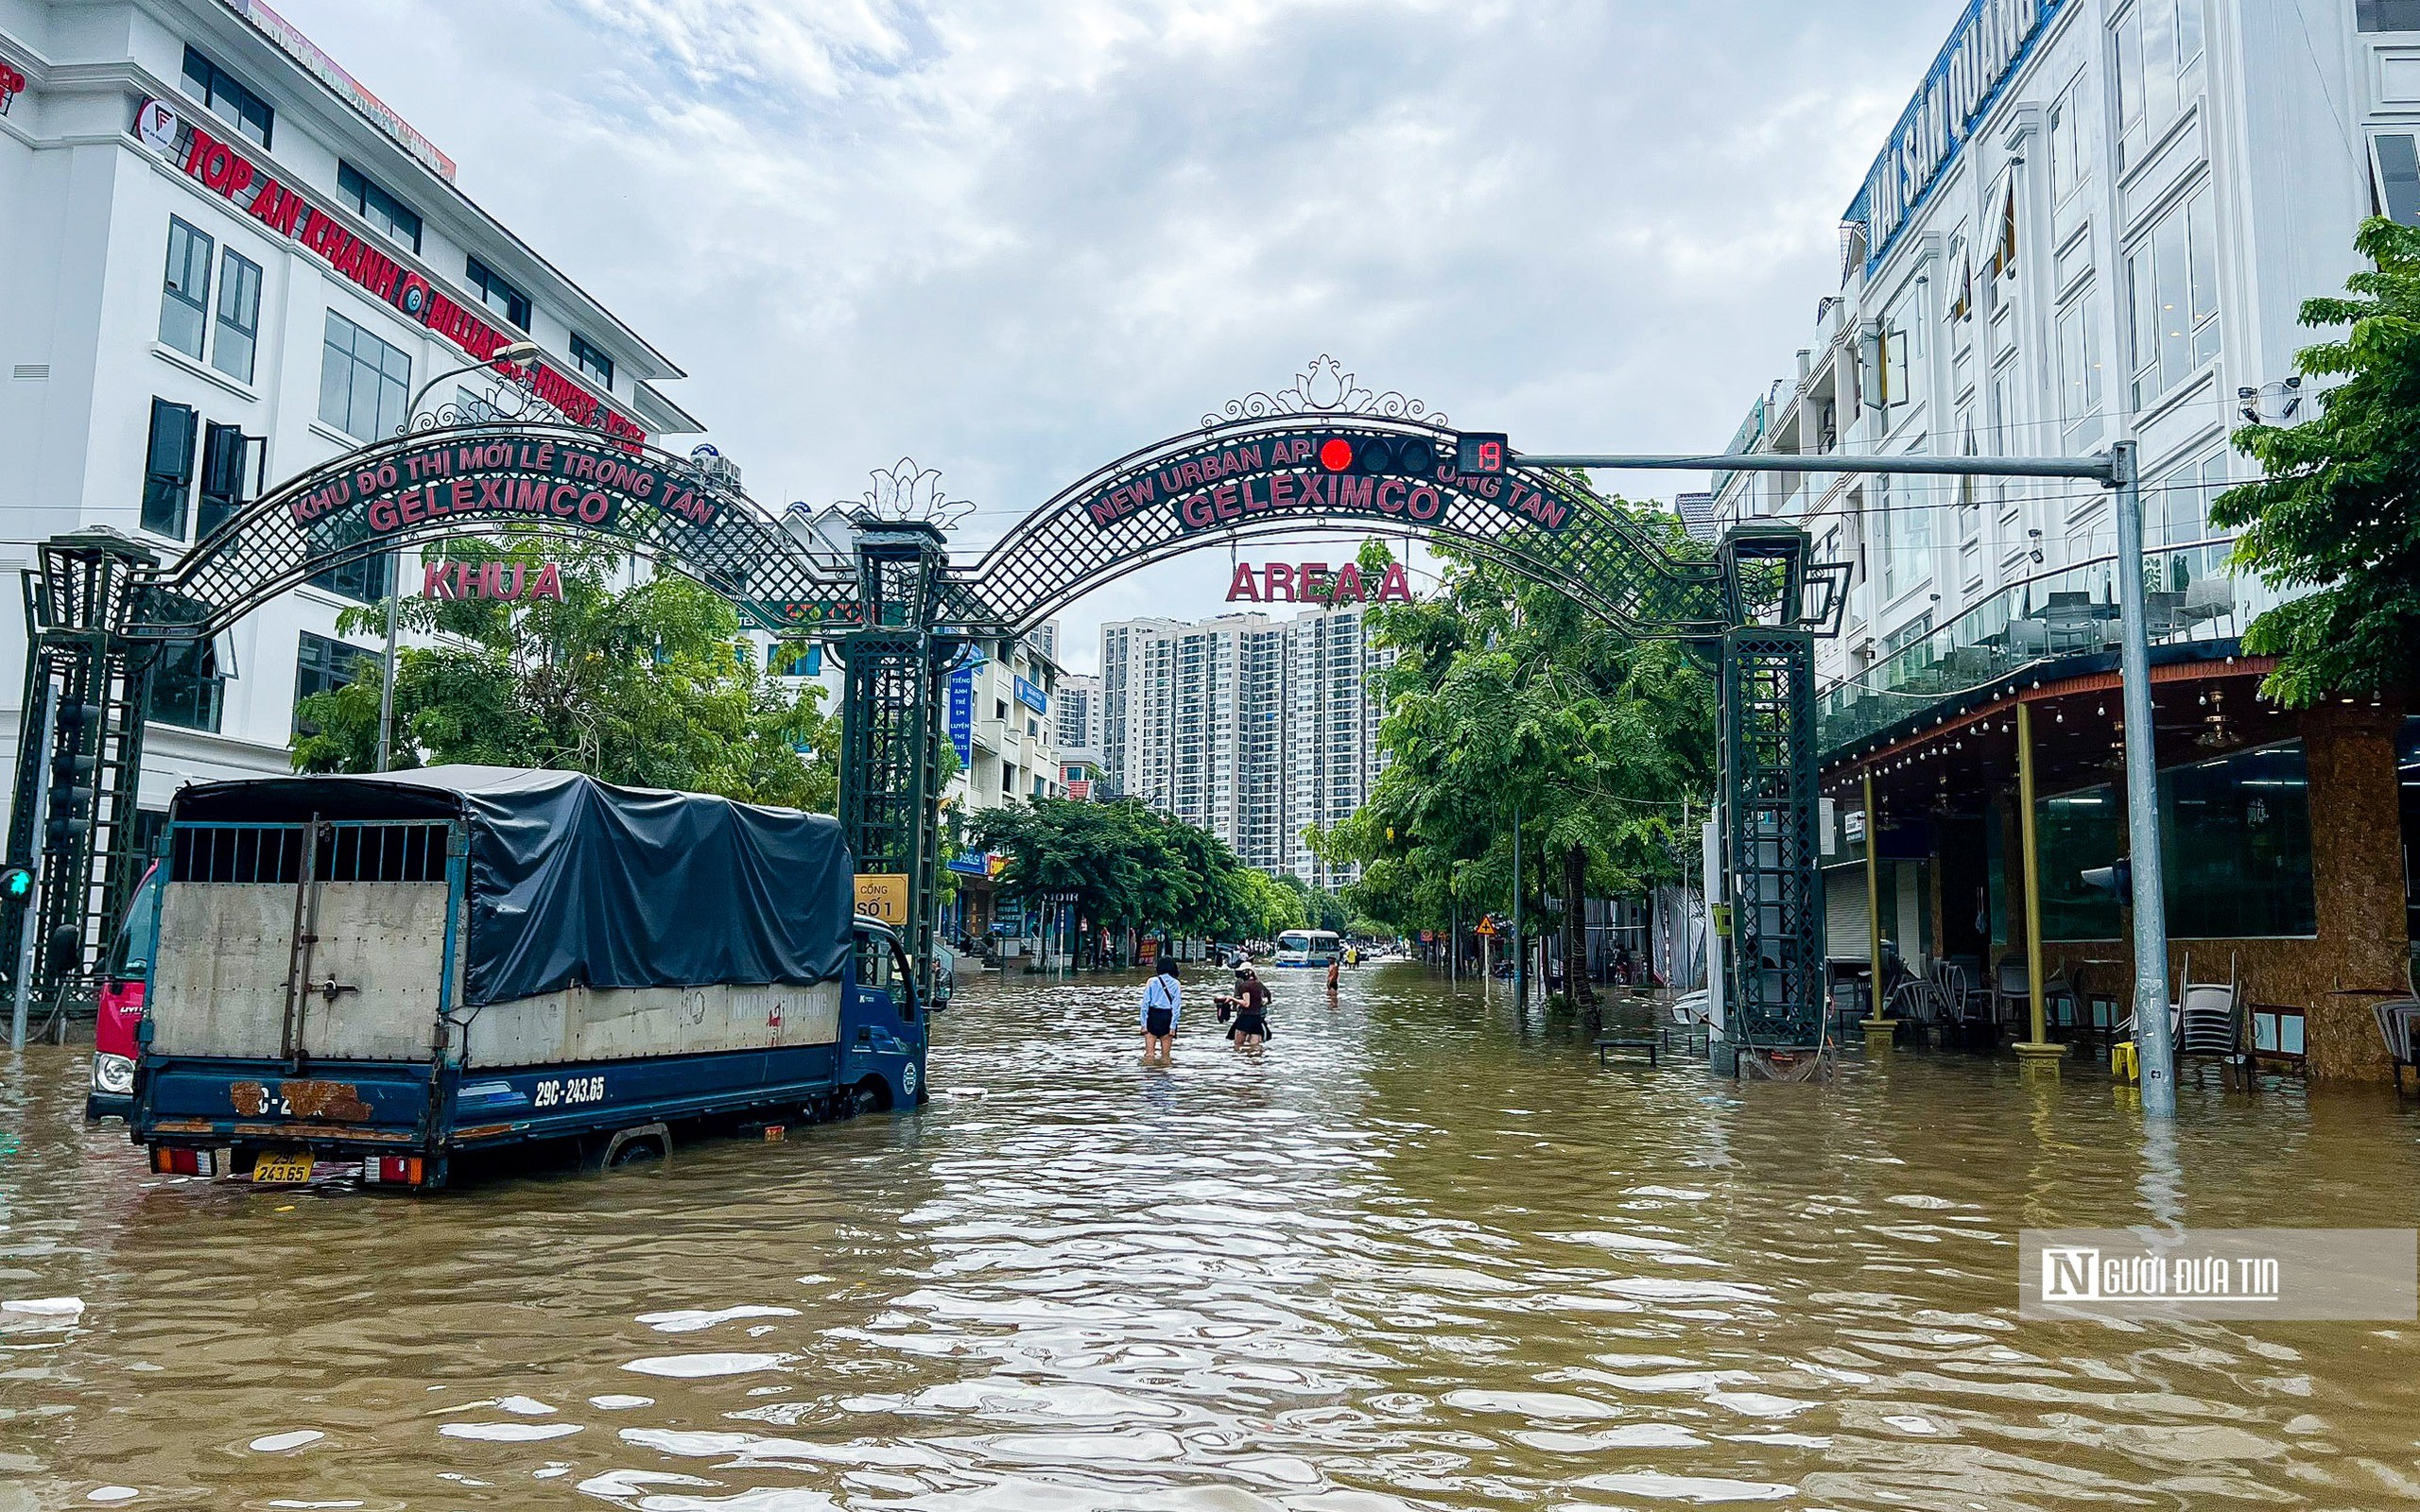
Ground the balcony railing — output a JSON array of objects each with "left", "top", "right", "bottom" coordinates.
[{"left": 1818, "top": 538, "right": 2256, "bottom": 758}]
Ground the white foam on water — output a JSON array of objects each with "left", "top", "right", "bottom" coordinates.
[
  {"left": 623, "top": 1352, "right": 790, "bottom": 1378},
  {"left": 86, "top": 1490, "right": 138, "bottom": 1504},
  {"left": 588, "top": 1394, "right": 655, "bottom": 1409},
  {"left": 493, "top": 1396, "right": 557, "bottom": 1416},
  {"left": 1576, "top": 1469, "right": 1797, "bottom": 1503},
  {"left": 1883, "top": 1414, "right": 1941, "bottom": 1435},
  {"left": 634, "top": 1306, "right": 802, "bottom": 1333},
  {"left": 438, "top": 1421, "right": 584, "bottom": 1442},
  {"left": 247, "top": 1430, "right": 324, "bottom": 1452},
  {"left": 5, "top": 1297, "right": 85, "bottom": 1316}
]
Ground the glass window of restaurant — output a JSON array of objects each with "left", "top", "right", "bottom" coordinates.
[{"left": 2035, "top": 740, "right": 2316, "bottom": 940}]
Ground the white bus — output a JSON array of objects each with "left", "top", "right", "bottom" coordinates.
[{"left": 1272, "top": 930, "right": 1341, "bottom": 969}]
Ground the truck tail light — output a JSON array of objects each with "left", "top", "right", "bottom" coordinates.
[
  {"left": 149, "top": 1146, "right": 220, "bottom": 1177},
  {"left": 363, "top": 1156, "right": 424, "bottom": 1186}
]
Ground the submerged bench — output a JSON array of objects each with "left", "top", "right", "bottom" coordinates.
[{"left": 1595, "top": 1036, "right": 1658, "bottom": 1067}]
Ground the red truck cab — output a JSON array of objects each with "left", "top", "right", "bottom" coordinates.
[{"left": 85, "top": 863, "right": 161, "bottom": 1122}]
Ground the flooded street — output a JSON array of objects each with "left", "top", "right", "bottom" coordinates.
[{"left": 9, "top": 962, "right": 2420, "bottom": 1509}]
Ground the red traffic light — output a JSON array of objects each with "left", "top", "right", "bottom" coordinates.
[{"left": 1318, "top": 438, "right": 1355, "bottom": 472}]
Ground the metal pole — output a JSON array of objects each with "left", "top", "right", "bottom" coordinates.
[
  {"left": 1515, "top": 451, "right": 2117, "bottom": 482},
  {"left": 375, "top": 560, "right": 400, "bottom": 773},
  {"left": 1863, "top": 768, "right": 1885, "bottom": 1024},
  {"left": 1450, "top": 891, "right": 1458, "bottom": 987},
  {"left": 1511, "top": 806, "right": 1524, "bottom": 1008},
  {"left": 10, "top": 684, "right": 55, "bottom": 1050},
  {"left": 2015, "top": 700, "right": 2058, "bottom": 1057},
  {"left": 2110, "top": 440, "right": 2176, "bottom": 1115}
]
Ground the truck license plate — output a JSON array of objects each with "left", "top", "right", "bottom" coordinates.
[{"left": 251, "top": 1149, "right": 314, "bottom": 1184}]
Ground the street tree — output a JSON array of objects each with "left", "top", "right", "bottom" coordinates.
[
  {"left": 291, "top": 532, "right": 839, "bottom": 809},
  {"left": 1317, "top": 520, "right": 1715, "bottom": 1005},
  {"left": 2214, "top": 216, "right": 2420, "bottom": 705}
]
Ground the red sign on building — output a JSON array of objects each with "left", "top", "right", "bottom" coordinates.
[{"left": 141, "top": 103, "right": 644, "bottom": 446}]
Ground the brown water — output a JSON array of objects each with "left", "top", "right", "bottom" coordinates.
[{"left": 7, "top": 963, "right": 2420, "bottom": 1510}]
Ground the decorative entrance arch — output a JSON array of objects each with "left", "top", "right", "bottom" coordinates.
[{"left": 7, "top": 361, "right": 1842, "bottom": 1056}]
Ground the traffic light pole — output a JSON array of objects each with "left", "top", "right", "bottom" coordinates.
[
  {"left": 1514, "top": 444, "right": 2178, "bottom": 1115},
  {"left": 9, "top": 685, "right": 52, "bottom": 1050}
]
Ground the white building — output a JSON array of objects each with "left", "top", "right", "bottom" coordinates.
[
  {"left": 0, "top": 0, "right": 698, "bottom": 833},
  {"left": 1716, "top": 0, "right": 2414, "bottom": 696},
  {"left": 1100, "top": 602, "right": 1390, "bottom": 883}
]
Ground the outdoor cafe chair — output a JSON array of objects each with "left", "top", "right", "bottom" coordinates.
[
  {"left": 2170, "top": 953, "right": 2249, "bottom": 1091},
  {"left": 2374, "top": 999, "right": 2420, "bottom": 1095}
]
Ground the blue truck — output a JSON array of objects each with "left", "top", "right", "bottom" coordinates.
[{"left": 127, "top": 766, "right": 926, "bottom": 1190}]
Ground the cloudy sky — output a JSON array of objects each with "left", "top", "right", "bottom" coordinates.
[{"left": 277, "top": 0, "right": 1963, "bottom": 673}]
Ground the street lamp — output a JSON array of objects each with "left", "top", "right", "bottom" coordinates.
[{"left": 378, "top": 340, "right": 544, "bottom": 772}]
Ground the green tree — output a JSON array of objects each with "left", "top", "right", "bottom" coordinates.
[
  {"left": 971, "top": 798, "right": 1260, "bottom": 949},
  {"left": 291, "top": 532, "right": 839, "bottom": 809},
  {"left": 1318, "top": 520, "right": 1715, "bottom": 1004},
  {"left": 2213, "top": 217, "right": 2420, "bottom": 706}
]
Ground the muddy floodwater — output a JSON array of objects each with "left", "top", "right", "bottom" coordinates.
[{"left": 9, "top": 962, "right": 2420, "bottom": 1509}]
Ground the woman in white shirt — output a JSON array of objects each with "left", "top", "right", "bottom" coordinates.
[{"left": 1140, "top": 959, "right": 1181, "bottom": 1064}]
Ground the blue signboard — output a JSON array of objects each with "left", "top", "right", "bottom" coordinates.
[
  {"left": 948, "top": 664, "right": 975, "bottom": 765},
  {"left": 946, "top": 850, "right": 990, "bottom": 877},
  {"left": 1014, "top": 676, "right": 1047, "bottom": 715},
  {"left": 1843, "top": 0, "right": 2066, "bottom": 276}
]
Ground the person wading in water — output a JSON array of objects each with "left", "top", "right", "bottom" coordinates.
[
  {"left": 1140, "top": 957, "right": 1181, "bottom": 1064},
  {"left": 1221, "top": 965, "right": 1273, "bottom": 1050}
]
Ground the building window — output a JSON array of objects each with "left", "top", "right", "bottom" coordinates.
[
  {"left": 2371, "top": 134, "right": 2420, "bottom": 227},
  {"left": 198, "top": 421, "right": 251, "bottom": 541},
  {"left": 2359, "top": 0, "right": 2420, "bottom": 30},
  {"left": 148, "top": 638, "right": 225, "bottom": 733},
  {"left": 159, "top": 218, "right": 213, "bottom": 359},
  {"left": 2111, "top": 0, "right": 2206, "bottom": 174},
  {"left": 213, "top": 248, "right": 263, "bottom": 384},
  {"left": 309, "top": 551, "right": 394, "bottom": 605},
  {"left": 465, "top": 256, "right": 530, "bottom": 330},
  {"left": 142, "top": 399, "right": 198, "bottom": 540},
  {"left": 569, "top": 333, "right": 614, "bottom": 389},
  {"left": 2056, "top": 295, "right": 2105, "bottom": 447},
  {"left": 2038, "top": 743, "right": 2316, "bottom": 941},
  {"left": 2048, "top": 80, "right": 2091, "bottom": 203},
  {"left": 337, "top": 162, "right": 423, "bottom": 253},
  {"left": 319, "top": 309, "right": 411, "bottom": 442},
  {"left": 2151, "top": 450, "right": 2233, "bottom": 592},
  {"left": 2124, "top": 183, "right": 2220, "bottom": 411},
  {"left": 294, "top": 630, "right": 372, "bottom": 734},
  {"left": 182, "top": 45, "right": 273, "bottom": 148}
]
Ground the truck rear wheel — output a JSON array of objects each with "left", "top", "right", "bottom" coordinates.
[
  {"left": 594, "top": 1123, "right": 671, "bottom": 1170},
  {"left": 846, "top": 1079, "right": 890, "bottom": 1118}
]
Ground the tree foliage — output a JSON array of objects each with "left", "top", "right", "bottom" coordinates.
[
  {"left": 1314, "top": 520, "right": 1715, "bottom": 993},
  {"left": 2213, "top": 216, "right": 2420, "bottom": 706},
  {"left": 290, "top": 532, "right": 839, "bottom": 809},
  {"left": 971, "top": 797, "right": 1279, "bottom": 943}
]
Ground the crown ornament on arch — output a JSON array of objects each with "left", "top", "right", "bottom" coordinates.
[
  {"left": 849, "top": 457, "right": 975, "bottom": 532},
  {"left": 1203, "top": 354, "right": 1446, "bottom": 430}
]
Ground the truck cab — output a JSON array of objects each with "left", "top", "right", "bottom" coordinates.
[
  {"left": 86, "top": 862, "right": 163, "bottom": 1121},
  {"left": 842, "top": 915, "right": 927, "bottom": 1110}
]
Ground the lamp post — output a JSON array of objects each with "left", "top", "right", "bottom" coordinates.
[{"left": 379, "top": 342, "right": 544, "bottom": 772}]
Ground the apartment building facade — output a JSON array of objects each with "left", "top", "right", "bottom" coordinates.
[
  {"left": 1100, "top": 603, "right": 1391, "bottom": 885},
  {"left": 1713, "top": 0, "right": 2420, "bottom": 1079},
  {"left": 0, "top": 0, "right": 698, "bottom": 832}
]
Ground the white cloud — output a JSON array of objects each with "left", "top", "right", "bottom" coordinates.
[{"left": 268, "top": 0, "right": 1962, "bottom": 671}]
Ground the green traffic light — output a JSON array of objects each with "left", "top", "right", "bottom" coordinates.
[{"left": 0, "top": 868, "right": 32, "bottom": 900}]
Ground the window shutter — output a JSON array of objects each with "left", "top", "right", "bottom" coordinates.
[{"left": 147, "top": 399, "right": 198, "bottom": 484}]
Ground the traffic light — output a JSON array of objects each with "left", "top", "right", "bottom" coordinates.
[
  {"left": 1313, "top": 434, "right": 1439, "bottom": 478},
  {"left": 44, "top": 720, "right": 96, "bottom": 854},
  {"left": 0, "top": 865, "right": 30, "bottom": 902},
  {"left": 1454, "top": 432, "right": 1510, "bottom": 474}
]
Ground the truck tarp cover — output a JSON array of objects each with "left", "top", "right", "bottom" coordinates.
[{"left": 171, "top": 766, "right": 854, "bottom": 1005}]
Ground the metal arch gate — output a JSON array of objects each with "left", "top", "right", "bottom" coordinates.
[{"left": 7, "top": 374, "right": 1846, "bottom": 1056}]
